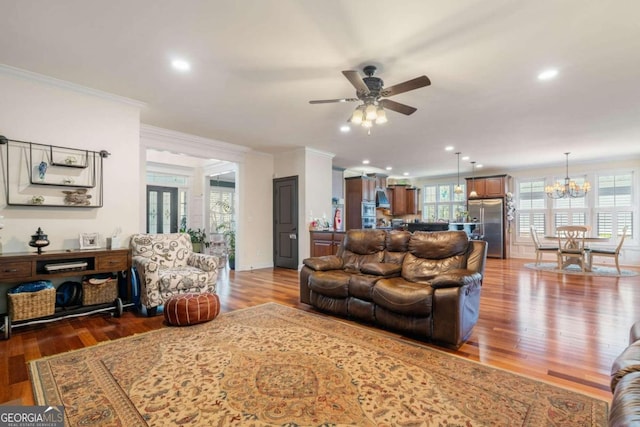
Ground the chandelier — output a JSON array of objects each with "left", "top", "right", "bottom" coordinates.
[
  {"left": 545, "top": 152, "right": 591, "bottom": 199},
  {"left": 454, "top": 152, "right": 463, "bottom": 194}
]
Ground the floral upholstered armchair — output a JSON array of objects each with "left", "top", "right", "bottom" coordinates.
[{"left": 130, "top": 233, "right": 219, "bottom": 315}]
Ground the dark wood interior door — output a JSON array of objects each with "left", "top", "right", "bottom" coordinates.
[{"left": 273, "top": 176, "right": 298, "bottom": 269}]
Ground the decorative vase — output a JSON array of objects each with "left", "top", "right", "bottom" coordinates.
[
  {"left": 38, "top": 161, "right": 48, "bottom": 180},
  {"left": 29, "top": 227, "right": 50, "bottom": 254}
]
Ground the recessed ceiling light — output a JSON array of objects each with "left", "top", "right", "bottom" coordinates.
[
  {"left": 385, "top": 166, "right": 392, "bottom": 171},
  {"left": 403, "top": 172, "right": 409, "bottom": 176},
  {"left": 171, "top": 59, "right": 191, "bottom": 72},
  {"left": 362, "top": 160, "right": 370, "bottom": 165},
  {"left": 476, "top": 164, "right": 483, "bottom": 168},
  {"left": 538, "top": 68, "right": 558, "bottom": 81},
  {"left": 462, "top": 156, "right": 470, "bottom": 161},
  {"left": 445, "top": 146, "right": 454, "bottom": 151},
  {"left": 340, "top": 125, "right": 350, "bottom": 132}
]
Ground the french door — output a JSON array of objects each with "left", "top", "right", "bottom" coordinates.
[{"left": 147, "top": 186, "right": 178, "bottom": 233}]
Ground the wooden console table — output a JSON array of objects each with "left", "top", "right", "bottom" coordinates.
[{"left": 0, "top": 248, "right": 132, "bottom": 339}]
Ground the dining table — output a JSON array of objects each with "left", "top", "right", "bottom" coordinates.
[{"left": 543, "top": 234, "right": 610, "bottom": 272}]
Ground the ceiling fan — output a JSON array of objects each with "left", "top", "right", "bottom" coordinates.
[{"left": 309, "top": 65, "right": 431, "bottom": 127}]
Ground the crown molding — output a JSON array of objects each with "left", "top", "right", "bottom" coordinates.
[
  {"left": 0, "top": 64, "right": 146, "bottom": 108},
  {"left": 140, "top": 124, "right": 250, "bottom": 164}
]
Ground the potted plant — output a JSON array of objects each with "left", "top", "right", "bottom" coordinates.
[
  {"left": 216, "top": 223, "right": 235, "bottom": 269},
  {"left": 186, "top": 228, "right": 209, "bottom": 253}
]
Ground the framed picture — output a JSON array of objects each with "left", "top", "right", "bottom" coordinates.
[{"left": 79, "top": 233, "right": 100, "bottom": 250}]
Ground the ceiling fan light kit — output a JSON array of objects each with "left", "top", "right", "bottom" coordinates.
[{"left": 310, "top": 65, "right": 431, "bottom": 132}]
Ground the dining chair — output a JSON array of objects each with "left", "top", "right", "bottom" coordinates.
[
  {"left": 556, "top": 225, "right": 589, "bottom": 271},
  {"left": 530, "top": 225, "right": 558, "bottom": 265},
  {"left": 589, "top": 226, "right": 629, "bottom": 274}
]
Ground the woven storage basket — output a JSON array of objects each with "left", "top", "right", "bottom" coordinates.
[
  {"left": 82, "top": 277, "right": 118, "bottom": 305},
  {"left": 9, "top": 287, "right": 56, "bottom": 321}
]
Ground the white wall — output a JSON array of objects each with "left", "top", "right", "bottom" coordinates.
[
  {"left": 237, "top": 151, "right": 274, "bottom": 270},
  {"left": 0, "top": 68, "right": 142, "bottom": 253}
]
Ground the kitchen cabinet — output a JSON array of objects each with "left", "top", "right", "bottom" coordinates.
[
  {"left": 387, "top": 186, "right": 407, "bottom": 215},
  {"left": 406, "top": 187, "right": 420, "bottom": 215},
  {"left": 345, "top": 176, "right": 376, "bottom": 230},
  {"left": 387, "top": 185, "right": 420, "bottom": 215},
  {"left": 0, "top": 248, "right": 132, "bottom": 339},
  {"left": 310, "top": 231, "right": 344, "bottom": 257},
  {"left": 466, "top": 175, "right": 508, "bottom": 198}
]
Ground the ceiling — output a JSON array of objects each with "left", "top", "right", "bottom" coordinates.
[{"left": 1, "top": 0, "right": 639, "bottom": 179}]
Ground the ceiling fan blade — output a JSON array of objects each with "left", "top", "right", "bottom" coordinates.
[
  {"left": 309, "top": 98, "right": 360, "bottom": 104},
  {"left": 382, "top": 75, "right": 431, "bottom": 97},
  {"left": 379, "top": 99, "right": 417, "bottom": 115},
  {"left": 342, "top": 70, "right": 370, "bottom": 95}
]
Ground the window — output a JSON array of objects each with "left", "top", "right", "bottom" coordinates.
[
  {"left": 516, "top": 170, "right": 635, "bottom": 241},
  {"left": 595, "top": 173, "right": 633, "bottom": 238},
  {"left": 209, "top": 184, "right": 235, "bottom": 232},
  {"left": 422, "top": 183, "right": 466, "bottom": 222},
  {"left": 517, "top": 179, "right": 547, "bottom": 236}
]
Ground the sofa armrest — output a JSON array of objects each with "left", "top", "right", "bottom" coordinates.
[
  {"left": 611, "top": 340, "right": 640, "bottom": 393},
  {"left": 132, "top": 256, "right": 161, "bottom": 308},
  {"left": 132, "top": 256, "right": 159, "bottom": 274},
  {"left": 188, "top": 253, "right": 219, "bottom": 272},
  {"left": 303, "top": 256, "right": 343, "bottom": 271},
  {"left": 430, "top": 269, "right": 482, "bottom": 289},
  {"left": 361, "top": 262, "right": 402, "bottom": 277}
]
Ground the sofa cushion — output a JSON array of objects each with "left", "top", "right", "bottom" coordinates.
[
  {"left": 342, "top": 251, "right": 385, "bottom": 272},
  {"left": 402, "top": 231, "right": 469, "bottom": 284},
  {"left": 341, "top": 229, "right": 386, "bottom": 271},
  {"left": 372, "top": 277, "right": 433, "bottom": 316},
  {"left": 386, "top": 230, "right": 411, "bottom": 252},
  {"left": 309, "top": 270, "right": 351, "bottom": 298},
  {"left": 131, "top": 233, "right": 192, "bottom": 268},
  {"left": 409, "top": 231, "right": 469, "bottom": 259},
  {"left": 384, "top": 230, "right": 411, "bottom": 265},
  {"left": 348, "top": 274, "right": 381, "bottom": 301},
  {"left": 158, "top": 266, "right": 213, "bottom": 294},
  {"left": 343, "top": 229, "right": 387, "bottom": 254},
  {"left": 360, "top": 262, "right": 402, "bottom": 277}
]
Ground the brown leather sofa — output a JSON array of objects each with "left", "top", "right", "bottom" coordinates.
[
  {"left": 609, "top": 321, "right": 640, "bottom": 426},
  {"left": 299, "top": 229, "right": 488, "bottom": 348}
]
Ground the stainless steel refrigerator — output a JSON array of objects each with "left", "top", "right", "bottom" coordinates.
[{"left": 468, "top": 198, "right": 504, "bottom": 258}]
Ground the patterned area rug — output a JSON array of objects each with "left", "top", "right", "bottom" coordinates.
[
  {"left": 524, "top": 262, "right": 638, "bottom": 277},
  {"left": 30, "top": 303, "right": 608, "bottom": 426}
]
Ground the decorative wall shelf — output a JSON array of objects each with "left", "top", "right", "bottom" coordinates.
[{"left": 0, "top": 136, "right": 110, "bottom": 208}]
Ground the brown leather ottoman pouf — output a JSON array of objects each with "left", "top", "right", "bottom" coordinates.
[{"left": 164, "top": 293, "right": 220, "bottom": 326}]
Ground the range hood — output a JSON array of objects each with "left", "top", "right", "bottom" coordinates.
[{"left": 376, "top": 189, "right": 390, "bottom": 208}]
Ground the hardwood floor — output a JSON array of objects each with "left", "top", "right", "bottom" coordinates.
[{"left": 1, "top": 258, "right": 638, "bottom": 405}]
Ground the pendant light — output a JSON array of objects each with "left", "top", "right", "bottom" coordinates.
[
  {"left": 469, "top": 161, "right": 478, "bottom": 198},
  {"left": 454, "top": 152, "right": 463, "bottom": 195}
]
